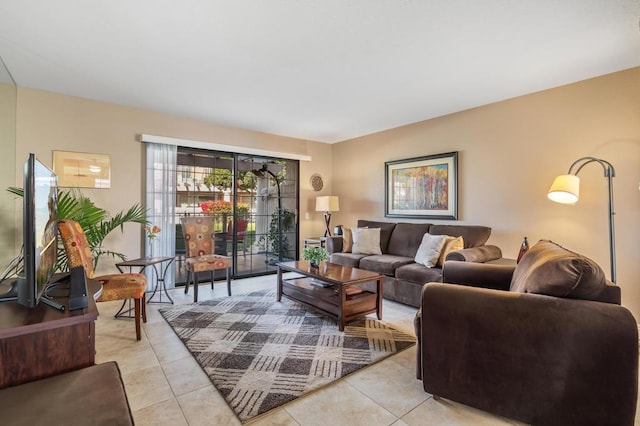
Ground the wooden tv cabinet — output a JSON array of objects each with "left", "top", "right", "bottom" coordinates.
[{"left": 0, "top": 277, "right": 101, "bottom": 389}]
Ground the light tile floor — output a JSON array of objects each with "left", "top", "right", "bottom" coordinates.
[{"left": 94, "top": 275, "right": 636, "bottom": 425}]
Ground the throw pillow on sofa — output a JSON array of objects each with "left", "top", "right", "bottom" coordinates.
[
  {"left": 352, "top": 227, "right": 382, "bottom": 255},
  {"left": 437, "top": 236, "right": 464, "bottom": 267},
  {"left": 415, "top": 234, "right": 447, "bottom": 267},
  {"left": 342, "top": 227, "right": 354, "bottom": 253}
]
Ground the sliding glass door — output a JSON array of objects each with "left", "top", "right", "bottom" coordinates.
[{"left": 174, "top": 147, "right": 299, "bottom": 284}]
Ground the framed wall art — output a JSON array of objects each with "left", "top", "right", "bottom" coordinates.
[
  {"left": 52, "top": 151, "right": 111, "bottom": 188},
  {"left": 385, "top": 151, "right": 458, "bottom": 219}
]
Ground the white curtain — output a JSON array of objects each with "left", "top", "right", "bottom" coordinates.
[{"left": 145, "top": 143, "right": 177, "bottom": 290}]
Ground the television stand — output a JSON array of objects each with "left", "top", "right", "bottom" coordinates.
[{"left": 0, "top": 276, "right": 101, "bottom": 389}]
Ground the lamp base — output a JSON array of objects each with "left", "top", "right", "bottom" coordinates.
[{"left": 323, "top": 212, "right": 332, "bottom": 237}]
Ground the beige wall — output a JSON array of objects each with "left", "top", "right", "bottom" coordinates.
[
  {"left": 15, "top": 88, "right": 333, "bottom": 273},
  {"left": 0, "top": 81, "right": 16, "bottom": 267},
  {"left": 332, "top": 67, "right": 640, "bottom": 317},
  {"left": 13, "top": 68, "right": 640, "bottom": 319}
]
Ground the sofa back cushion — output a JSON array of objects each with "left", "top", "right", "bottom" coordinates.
[
  {"left": 509, "top": 239, "right": 614, "bottom": 303},
  {"left": 387, "top": 223, "right": 431, "bottom": 257},
  {"left": 357, "top": 220, "right": 396, "bottom": 253},
  {"left": 428, "top": 225, "right": 491, "bottom": 248}
]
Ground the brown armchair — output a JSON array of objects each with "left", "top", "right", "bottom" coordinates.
[{"left": 415, "top": 240, "right": 638, "bottom": 425}]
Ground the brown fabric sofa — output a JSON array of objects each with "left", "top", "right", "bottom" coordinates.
[
  {"left": 326, "top": 220, "right": 502, "bottom": 307},
  {"left": 0, "top": 361, "right": 134, "bottom": 425},
  {"left": 415, "top": 240, "right": 638, "bottom": 425}
]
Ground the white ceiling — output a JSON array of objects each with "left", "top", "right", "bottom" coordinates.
[{"left": 0, "top": 0, "right": 638, "bottom": 143}]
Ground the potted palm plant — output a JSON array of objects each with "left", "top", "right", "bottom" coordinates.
[{"left": 8, "top": 187, "right": 147, "bottom": 271}]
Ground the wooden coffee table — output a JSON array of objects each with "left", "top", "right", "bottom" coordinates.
[{"left": 276, "top": 261, "right": 383, "bottom": 331}]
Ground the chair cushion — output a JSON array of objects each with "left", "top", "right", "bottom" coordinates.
[
  {"left": 185, "top": 254, "right": 231, "bottom": 273},
  {"left": 96, "top": 273, "right": 147, "bottom": 301},
  {"left": 180, "top": 216, "right": 217, "bottom": 257},
  {"left": 509, "top": 239, "right": 609, "bottom": 302},
  {"left": 57, "top": 220, "right": 95, "bottom": 278}
]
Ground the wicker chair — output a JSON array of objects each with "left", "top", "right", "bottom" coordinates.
[
  {"left": 180, "top": 216, "right": 231, "bottom": 302},
  {"left": 57, "top": 220, "right": 147, "bottom": 340}
]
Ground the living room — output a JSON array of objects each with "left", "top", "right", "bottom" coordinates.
[{"left": 0, "top": 2, "right": 639, "bottom": 425}]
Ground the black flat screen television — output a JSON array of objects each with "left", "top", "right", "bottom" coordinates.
[
  {"left": 0, "top": 153, "right": 60, "bottom": 309},
  {"left": 18, "top": 153, "right": 59, "bottom": 308}
]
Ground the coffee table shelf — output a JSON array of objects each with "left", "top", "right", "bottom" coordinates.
[{"left": 277, "top": 261, "right": 383, "bottom": 331}]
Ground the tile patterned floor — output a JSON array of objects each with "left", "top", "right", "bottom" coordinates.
[{"left": 94, "top": 275, "right": 635, "bottom": 425}]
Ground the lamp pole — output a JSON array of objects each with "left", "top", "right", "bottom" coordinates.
[
  {"left": 550, "top": 157, "right": 616, "bottom": 283},
  {"left": 252, "top": 164, "right": 283, "bottom": 262},
  {"left": 567, "top": 157, "right": 616, "bottom": 283}
]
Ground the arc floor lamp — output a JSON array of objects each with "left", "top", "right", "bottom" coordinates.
[
  {"left": 547, "top": 156, "right": 616, "bottom": 283},
  {"left": 252, "top": 164, "right": 283, "bottom": 261}
]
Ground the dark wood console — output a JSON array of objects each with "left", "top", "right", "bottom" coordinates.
[{"left": 0, "top": 277, "right": 100, "bottom": 389}]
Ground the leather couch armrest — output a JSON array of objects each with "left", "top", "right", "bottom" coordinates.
[
  {"left": 445, "top": 244, "right": 502, "bottom": 263},
  {"left": 419, "top": 283, "right": 639, "bottom": 425},
  {"left": 442, "top": 260, "right": 514, "bottom": 291},
  {"left": 325, "top": 236, "right": 343, "bottom": 254}
]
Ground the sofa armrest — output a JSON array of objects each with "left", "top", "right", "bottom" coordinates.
[
  {"left": 325, "top": 236, "right": 343, "bottom": 254},
  {"left": 442, "top": 260, "right": 514, "bottom": 291},
  {"left": 445, "top": 244, "right": 502, "bottom": 263},
  {"left": 419, "top": 283, "right": 639, "bottom": 425}
]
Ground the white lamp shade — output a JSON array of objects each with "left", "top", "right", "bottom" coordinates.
[
  {"left": 316, "top": 196, "right": 340, "bottom": 212},
  {"left": 548, "top": 174, "right": 580, "bottom": 204}
]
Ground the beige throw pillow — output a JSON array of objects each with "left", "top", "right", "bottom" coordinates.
[
  {"left": 342, "top": 227, "right": 353, "bottom": 253},
  {"left": 437, "top": 236, "right": 464, "bottom": 266},
  {"left": 415, "top": 233, "right": 447, "bottom": 268},
  {"left": 351, "top": 228, "right": 382, "bottom": 255}
]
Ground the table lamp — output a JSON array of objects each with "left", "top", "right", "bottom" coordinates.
[{"left": 316, "top": 196, "right": 339, "bottom": 237}]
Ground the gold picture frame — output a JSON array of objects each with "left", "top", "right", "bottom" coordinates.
[{"left": 52, "top": 151, "right": 111, "bottom": 188}]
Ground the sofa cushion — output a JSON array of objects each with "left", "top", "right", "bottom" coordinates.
[
  {"left": 428, "top": 225, "right": 491, "bottom": 248},
  {"left": 415, "top": 234, "right": 447, "bottom": 267},
  {"left": 437, "top": 236, "right": 464, "bottom": 266},
  {"left": 329, "top": 252, "right": 369, "bottom": 268},
  {"left": 359, "top": 255, "right": 415, "bottom": 276},
  {"left": 395, "top": 262, "right": 444, "bottom": 284},
  {"left": 352, "top": 228, "right": 383, "bottom": 255},
  {"left": 387, "top": 223, "right": 431, "bottom": 257},
  {"left": 510, "top": 239, "right": 609, "bottom": 302},
  {"left": 357, "top": 220, "right": 396, "bottom": 253}
]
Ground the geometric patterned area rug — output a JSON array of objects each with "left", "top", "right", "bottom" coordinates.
[{"left": 159, "top": 290, "right": 416, "bottom": 423}]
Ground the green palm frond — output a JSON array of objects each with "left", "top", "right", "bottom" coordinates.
[
  {"left": 8, "top": 187, "right": 149, "bottom": 272},
  {"left": 7, "top": 187, "right": 23, "bottom": 198}
]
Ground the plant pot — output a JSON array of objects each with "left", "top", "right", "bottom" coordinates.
[{"left": 309, "top": 261, "right": 319, "bottom": 268}]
